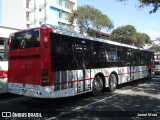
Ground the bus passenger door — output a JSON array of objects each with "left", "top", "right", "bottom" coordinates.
[{"left": 75, "top": 40, "right": 92, "bottom": 93}]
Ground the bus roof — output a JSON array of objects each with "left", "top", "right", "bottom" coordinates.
[
  {"left": 9, "top": 24, "right": 153, "bottom": 52},
  {"left": 41, "top": 24, "right": 153, "bottom": 52}
]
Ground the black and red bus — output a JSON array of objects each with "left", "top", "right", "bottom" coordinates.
[{"left": 8, "top": 24, "right": 154, "bottom": 98}]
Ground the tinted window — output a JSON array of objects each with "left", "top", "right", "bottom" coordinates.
[
  {"left": 50, "top": 33, "right": 76, "bottom": 71},
  {"left": 50, "top": 33, "right": 93, "bottom": 71},
  {"left": 75, "top": 38, "right": 93, "bottom": 69},
  {"left": 108, "top": 45, "right": 117, "bottom": 61},
  {"left": 10, "top": 29, "right": 40, "bottom": 50},
  {"left": 94, "top": 42, "right": 106, "bottom": 62},
  {"left": 117, "top": 46, "right": 127, "bottom": 61}
]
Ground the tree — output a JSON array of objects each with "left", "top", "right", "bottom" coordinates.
[
  {"left": 116, "top": 0, "right": 160, "bottom": 13},
  {"left": 149, "top": 37, "right": 160, "bottom": 52},
  {"left": 68, "top": 5, "right": 114, "bottom": 37},
  {"left": 110, "top": 25, "right": 137, "bottom": 45},
  {"left": 148, "top": 44, "right": 160, "bottom": 52},
  {"left": 134, "top": 32, "right": 152, "bottom": 47},
  {"left": 110, "top": 25, "right": 152, "bottom": 47}
]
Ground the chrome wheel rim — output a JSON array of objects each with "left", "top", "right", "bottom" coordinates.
[
  {"left": 93, "top": 76, "right": 103, "bottom": 95},
  {"left": 110, "top": 74, "right": 117, "bottom": 90}
]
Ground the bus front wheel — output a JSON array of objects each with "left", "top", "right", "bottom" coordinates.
[{"left": 92, "top": 75, "right": 103, "bottom": 96}]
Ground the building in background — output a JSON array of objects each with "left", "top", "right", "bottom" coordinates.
[
  {"left": 0, "top": 0, "right": 77, "bottom": 29},
  {"left": 25, "top": 0, "right": 77, "bottom": 28}
]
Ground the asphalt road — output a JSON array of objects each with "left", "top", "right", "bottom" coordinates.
[{"left": 0, "top": 76, "right": 159, "bottom": 120}]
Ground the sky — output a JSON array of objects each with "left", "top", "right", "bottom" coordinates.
[
  {"left": 0, "top": 0, "right": 2, "bottom": 25},
  {"left": 78, "top": 0, "right": 160, "bottom": 40}
]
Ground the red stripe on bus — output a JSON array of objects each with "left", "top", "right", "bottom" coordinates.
[
  {"left": 54, "top": 78, "right": 94, "bottom": 85},
  {"left": 54, "top": 70, "right": 148, "bottom": 85}
]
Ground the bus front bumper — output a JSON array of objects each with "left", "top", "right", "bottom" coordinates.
[{"left": 8, "top": 83, "right": 54, "bottom": 98}]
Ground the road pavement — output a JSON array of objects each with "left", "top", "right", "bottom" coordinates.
[{"left": 0, "top": 75, "right": 159, "bottom": 120}]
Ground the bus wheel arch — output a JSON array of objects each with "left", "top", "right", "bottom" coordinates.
[
  {"left": 108, "top": 72, "right": 118, "bottom": 92},
  {"left": 92, "top": 73, "right": 105, "bottom": 96}
]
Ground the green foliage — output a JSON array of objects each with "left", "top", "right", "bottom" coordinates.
[
  {"left": 110, "top": 25, "right": 137, "bottom": 44},
  {"left": 110, "top": 25, "right": 152, "bottom": 47},
  {"left": 116, "top": 0, "right": 160, "bottom": 13},
  {"left": 134, "top": 32, "right": 152, "bottom": 47},
  {"left": 68, "top": 5, "right": 114, "bottom": 36}
]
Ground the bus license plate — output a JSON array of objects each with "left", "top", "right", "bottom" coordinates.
[
  {"left": 12, "top": 88, "right": 19, "bottom": 93},
  {"left": 28, "top": 90, "right": 36, "bottom": 95}
]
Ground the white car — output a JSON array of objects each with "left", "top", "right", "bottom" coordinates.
[
  {"left": 0, "top": 38, "right": 8, "bottom": 94},
  {"left": 0, "top": 61, "right": 8, "bottom": 93}
]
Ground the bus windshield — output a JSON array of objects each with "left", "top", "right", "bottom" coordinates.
[{"left": 10, "top": 29, "right": 40, "bottom": 50}]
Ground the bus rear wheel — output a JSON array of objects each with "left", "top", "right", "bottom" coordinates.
[
  {"left": 92, "top": 75, "right": 104, "bottom": 96},
  {"left": 108, "top": 74, "right": 117, "bottom": 92}
]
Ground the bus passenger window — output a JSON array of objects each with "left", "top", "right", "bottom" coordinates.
[
  {"left": 117, "top": 49, "right": 124, "bottom": 61},
  {"left": 93, "top": 42, "right": 106, "bottom": 62},
  {"left": 56, "top": 46, "right": 62, "bottom": 54},
  {"left": 105, "top": 52, "right": 109, "bottom": 61},
  {"left": 109, "top": 49, "right": 117, "bottom": 61}
]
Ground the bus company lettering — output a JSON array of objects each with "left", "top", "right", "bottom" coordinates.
[
  {"left": 28, "top": 113, "right": 42, "bottom": 117},
  {"left": 11, "top": 112, "right": 42, "bottom": 118}
]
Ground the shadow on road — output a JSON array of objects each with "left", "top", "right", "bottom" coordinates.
[
  {"left": 0, "top": 93, "right": 21, "bottom": 100},
  {"left": 0, "top": 76, "right": 159, "bottom": 120}
]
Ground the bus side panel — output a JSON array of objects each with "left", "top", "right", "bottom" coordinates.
[{"left": 9, "top": 53, "right": 41, "bottom": 85}]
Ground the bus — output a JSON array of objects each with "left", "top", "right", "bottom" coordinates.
[
  {"left": 8, "top": 24, "right": 154, "bottom": 98},
  {"left": 0, "top": 37, "right": 8, "bottom": 93}
]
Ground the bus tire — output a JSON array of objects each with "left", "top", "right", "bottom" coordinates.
[
  {"left": 108, "top": 73, "right": 117, "bottom": 92},
  {"left": 92, "top": 75, "right": 104, "bottom": 96}
]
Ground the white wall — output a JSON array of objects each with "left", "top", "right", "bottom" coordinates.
[
  {"left": 0, "top": 27, "right": 20, "bottom": 38},
  {"left": 1, "top": 0, "right": 25, "bottom": 29}
]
